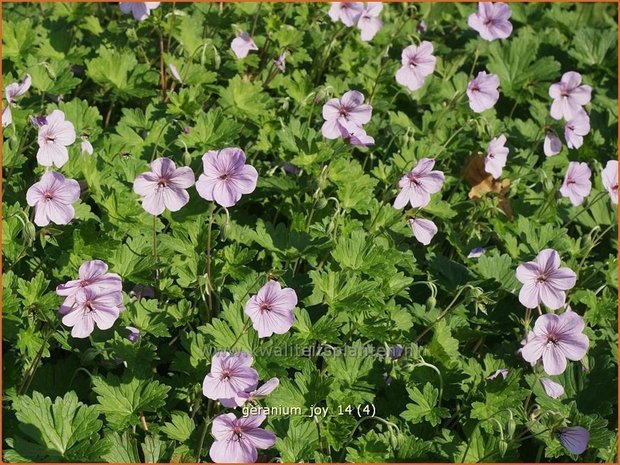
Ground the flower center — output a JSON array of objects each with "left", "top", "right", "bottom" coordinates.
[
  {"left": 408, "top": 59, "right": 418, "bottom": 68},
  {"left": 219, "top": 173, "right": 230, "bottom": 180},
  {"left": 407, "top": 173, "right": 421, "bottom": 187},
  {"left": 260, "top": 303, "right": 272, "bottom": 313},
  {"left": 220, "top": 369, "right": 232, "bottom": 381},
  {"left": 45, "top": 134, "right": 56, "bottom": 144},
  {"left": 546, "top": 335, "right": 559, "bottom": 345},
  {"left": 536, "top": 274, "right": 548, "bottom": 283},
  {"left": 43, "top": 191, "right": 54, "bottom": 200},
  {"left": 232, "top": 426, "right": 243, "bottom": 441},
  {"left": 157, "top": 178, "right": 168, "bottom": 188},
  {"left": 339, "top": 108, "right": 349, "bottom": 118},
  {"left": 470, "top": 85, "right": 480, "bottom": 93}
]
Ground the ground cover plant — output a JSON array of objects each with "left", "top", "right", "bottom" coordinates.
[{"left": 1, "top": 1, "right": 618, "bottom": 463}]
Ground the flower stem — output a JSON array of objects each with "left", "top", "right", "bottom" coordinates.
[
  {"left": 414, "top": 284, "right": 474, "bottom": 344},
  {"left": 204, "top": 203, "right": 216, "bottom": 321}
]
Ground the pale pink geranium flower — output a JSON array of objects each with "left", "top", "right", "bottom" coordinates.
[
  {"left": 56, "top": 259, "right": 123, "bottom": 313},
  {"left": 61, "top": 288, "right": 123, "bottom": 338},
  {"left": 357, "top": 3, "right": 383, "bottom": 41},
  {"left": 273, "top": 52, "right": 286, "bottom": 72},
  {"left": 328, "top": 2, "right": 364, "bottom": 26},
  {"left": 486, "top": 368, "right": 509, "bottom": 380},
  {"left": 395, "top": 41, "right": 436, "bottom": 92},
  {"left": 133, "top": 157, "right": 195, "bottom": 215},
  {"left": 231, "top": 33, "right": 258, "bottom": 59},
  {"left": 521, "top": 310, "right": 589, "bottom": 376},
  {"left": 3, "top": 74, "right": 31, "bottom": 127},
  {"left": 126, "top": 326, "right": 141, "bottom": 343},
  {"left": 195, "top": 148, "right": 258, "bottom": 208},
  {"left": 484, "top": 134, "right": 509, "bottom": 179},
  {"left": 202, "top": 352, "right": 259, "bottom": 400},
  {"left": 321, "top": 90, "right": 372, "bottom": 139},
  {"left": 80, "top": 137, "right": 93, "bottom": 156},
  {"left": 209, "top": 413, "right": 276, "bottom": 463},
  {"left": 408, "top": 218, "right": 437, "bottom": 245},
  {"left": 564, "top": 110, "right": 590, "bottom": 149},
  {"left": 26, "top": 171, "right": 80, "bottom": 227},
  {"left": 544, "top": 131, "right": 562, "bottom": 157},
  {"left": 516, "top": 249, "right": 576, "bottom": 309},
  {"left": 2, "top": 105, "right": 12, "bottom": 128},
  {"left": 394, "top": 158, "right": 444, "bottom": 209},
  {"left": 549, "top": 72, "right": 592, "bottom": 121},
  {"left": 338, "top": 123, "right": 375, "bottom": 147},
  {"left": 559, "top": 161, "right": 591, "bottom": 207},
  {"left": 540, "top": 378, "right": 565, "bottom": 399},
  {"left": 36, "top": 110, "right": 76, "bottom": 168},
  {"left": 468, "top": 2, "right": 512, "bottom": 41},
  {"left": 601, "top": 160, "right": 618, "bottom": 204},
  {"left": 221, "top": 377, "right": 280, "bottom": 408},
  {"left": 245, "top": 281, "right": 298, "bottom": 338},
  {"left": 168, "top": 63, "right": 183, "bottom": 83},
  {"left": 468, "top": 247, "right": 486, "bottom": 258},
  {"left": 5, "top": 74, "right": 32, "bottom": 104},
  {"left": 119, "top": 2, "right": 160, "bottom": 21},
  {"left": 467, "top": 72, "right": 500, "bottom": 113},
  {"left": 559, "top": 426, "right": 590, "bottom": 455}
]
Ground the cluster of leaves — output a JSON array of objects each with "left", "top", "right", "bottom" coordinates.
[{"left": 2, "top": 2, "right": 618, "bottom": 463}]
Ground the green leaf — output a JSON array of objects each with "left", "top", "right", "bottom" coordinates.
[
  {"left": 161, "top": 412, "right": 196, "bottom": 443},
  {"left": 401, "top": 383, "right": 450, "bottom": 426},
  {"left": 92, "top": 375, "right": 171, "bottom": 430},
  {"left": 10, "top": 391, "right": 105, "bottom": 462}
]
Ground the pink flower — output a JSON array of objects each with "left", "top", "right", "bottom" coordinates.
[
  {"left": 357, "top": 3, "right": 383, "bottom": 41},
  {"left": 61, "top": 288, "right": 123, "bottom": 338},
  {"left": 81, "top": 137, "right": 93, "bottom": 156},
  {"left": 328, "top": 2, "right": 364, "bottom": 26},
  {"left": 245, "top": 280, "right": 298, "bottom": 338},
  {"left": 540, "top": 378, "right": 564, "bottom": 399},
  {"left": 601, "top": 160, "right": 618, "bottom": 204},
  {"left": 395, "top": 41, "right": 436, "bottom": 92},
  {"left": 56, "top": 259, "right": 123, "bottom": 313},
  {"left": 544, "top": 131, "right": 562, "bottom": 157},
  {"left": 467, "top": 71, "right": 500, "bottom": 113},
  {"left": 321, "top": 90, "right": 372, "bottom": 140},
  {"left": 231, "top": 33, "right": 258, "bottom": 59},
  {"left": 549, "top": 72, "right": 592, "bottom": 121},
  {"left": 484, "top": 134, "right": 509, "bottom": 179},
  {"left": 521, "top": 311, "right": 589, "bottom": 375},
  {"left": 133, "top": 157, "right": 195, "bottom": 215},
  {"left": 2, "top": 105, "right": 12, "bottom": 128},
  {"left": 468, "top": 247, "right": 486, "bottom": 258},
  {"left": 195, "top": 148, "right": 258, "bottom": 208},
  {"left": 486, "top": 368, "right": 509, "bottom": 380},
  {"left": 559, "top": 426, "right": 590, "bottom": 455},
  {"left": 408, "top": 218, "right": 437, "bottom": 245},
  {"left": 559, "top": 161, "right": 591, "bottom": 207},
  {"left": 394, "top": 158, "right": 444, "bottom": 209},
  {"left": 221, "top": 377, "right": 280, "bottom": 408},
  {"left": 26, "top": 171, "right": 80, "bottom": 227},
  {"left": 168, "top": 63, "right": 182, "bottom": 83},
  {"left": 273, "top": 52, "right": 286, "bottom": 72},
  {"left": 126, "top": 326, "right": 141, "bottom": 343},
  {"left": 516, "top": 249, "right": 577, "bottom": 309},
  {"left": 338, "top": 123, "right": 375, "bottom": 146},
  {"left": 209, "top": 413, "right": 276, "bottom": 463},
  {"left": 5, "top": 74, "right": 32, "bottom": 104},
  {"left": 468, "top": 2, "right": 513, "bottom": 41},
  {"left": 119, "top": 2, "right": 160, "bottom": 21},
  {"left": 564, "top": 110, "right": 590, "bottom": 149},
  {"left": 202, "top": 352, "right": 259, "bottom": 400},
  {"left": 36, "top": 110, "right": 76, "bottom": 168}
]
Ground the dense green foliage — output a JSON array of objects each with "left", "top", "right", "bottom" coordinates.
[{"left": 2, "top": 2, "right": 618, "bottom": 462}]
